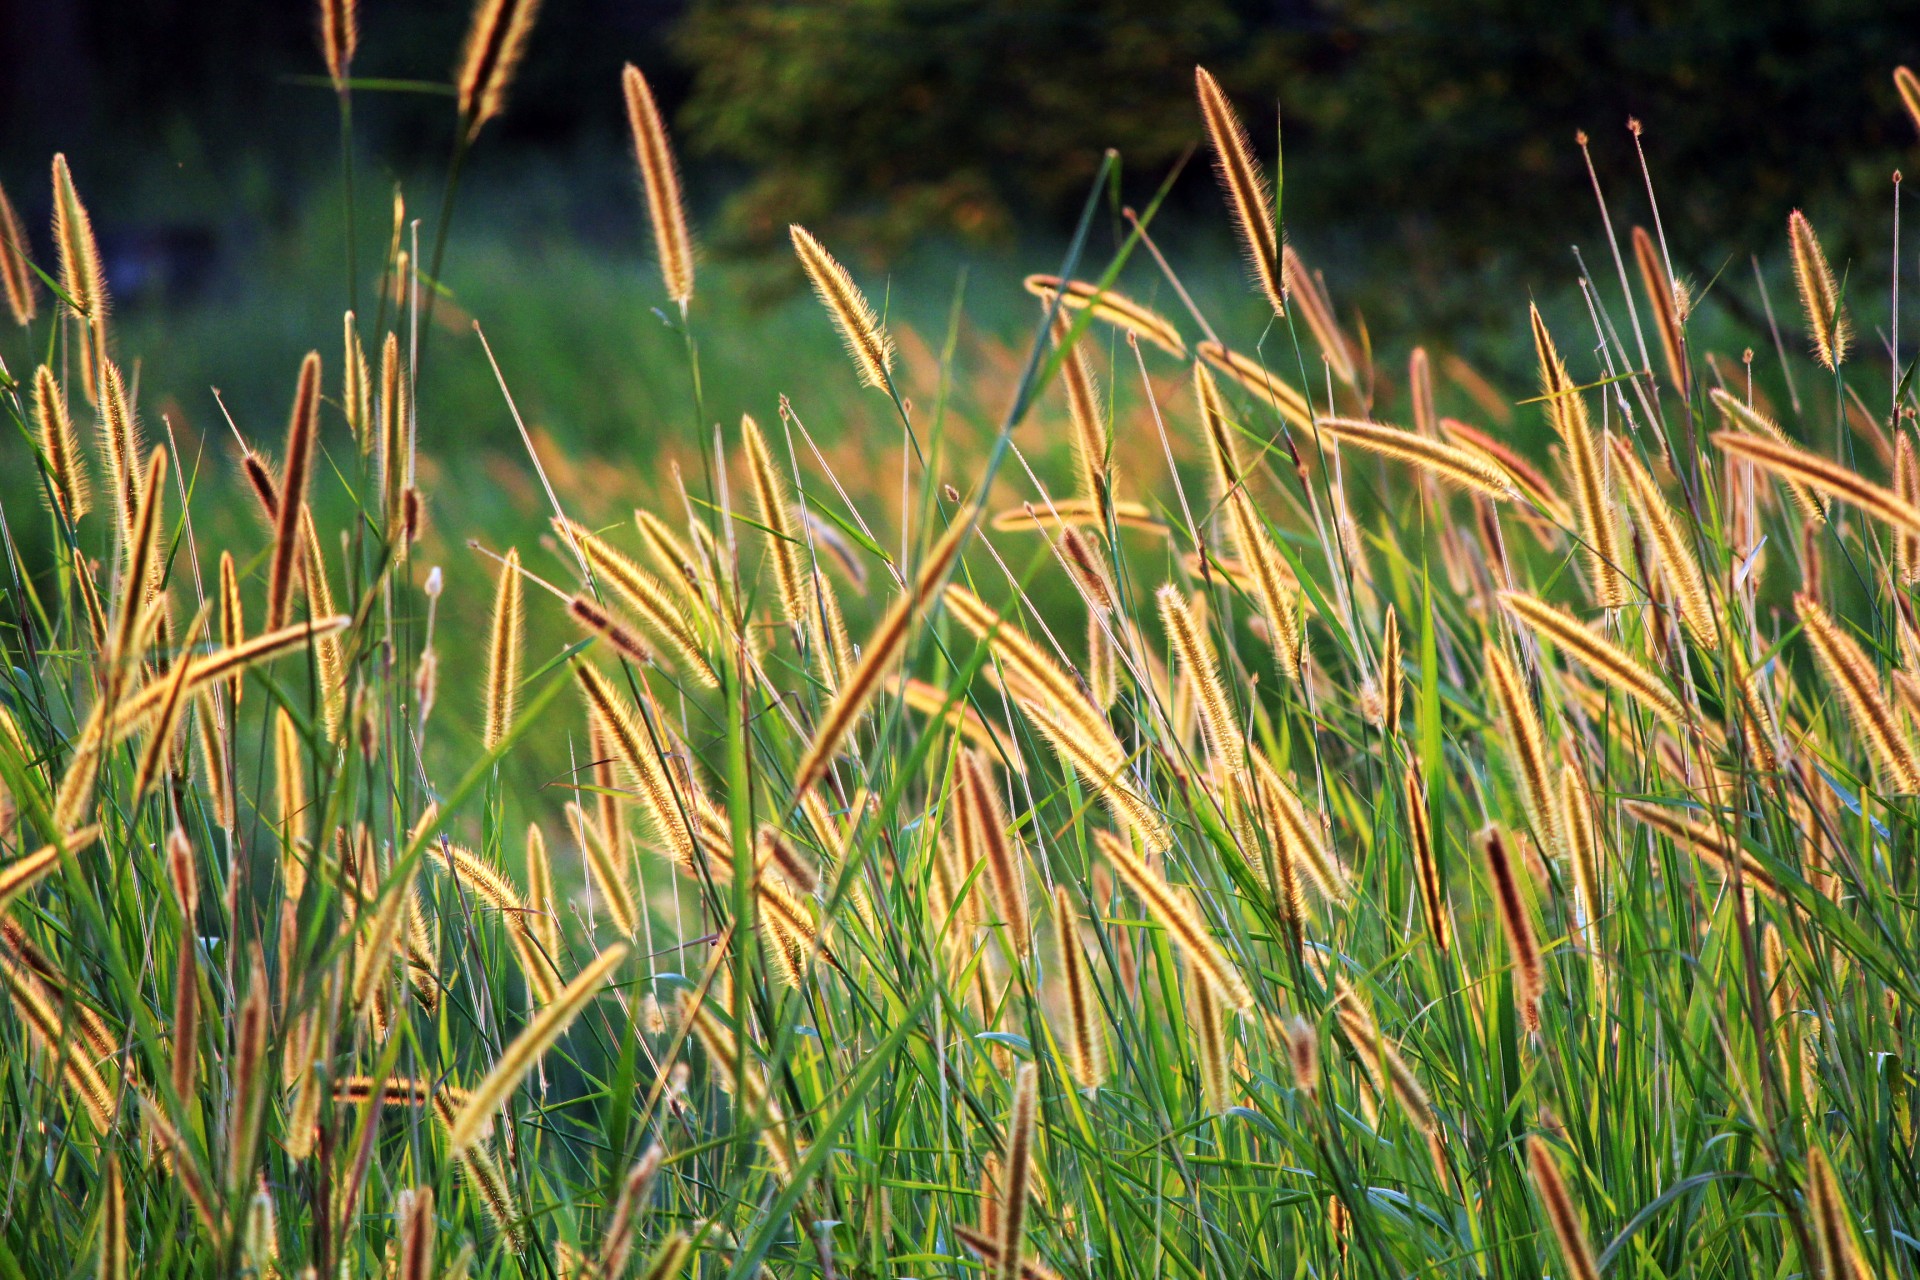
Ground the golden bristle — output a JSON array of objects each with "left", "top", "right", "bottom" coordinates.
[
  {"left": 449, "top": 942, "right": 627, "bottom": 1154},
  {"left": 319, "top": 0, "right": 359, "bottom": 88},
  {"left": 483, "top": 548, "right": 525, "bottom": 750},
  {"left": 1610, "top": 440, "right": 1717, "bottom": 646},
  {"left": 1788, "top": 209, "right": 1850, "bottom": 370},
  {"left": 1057, "top": 527, "right": 1115, "bottom": 614},
  {"left": 51, "top": 155, "right": 109, "bottom": 402},
  {"left": 1794, "top": 593, "right": 1920, "bottom": 793},
  {"left": 0, "top": 180, "right": 36, "bottom": 325},
  {"left": 1708, "top": 389, "right": 1827, "bottom": 522},
  {"left": 1899, "top": 67, "right": 1920, "bottom": 138},
  {"left": 564, "top": 794, "right": 641, "bottom": 936},
  {"left": 1379, "top": 606, "right": 1403, "bottom": 733},
  {"left": 1051, "top": 886, "right": 1106, "bottom": 1089},
  {"left": 1022, "top": 274, "right": 1187, "bottom": 360},
  {"left": 573, "top": 663, "right": 694, "bottom": 869},
  {"left": 995, "top": 1063, "right": 1040, "bottom": 1280},
  {"left": 298, "top": 508, "right": 348, "bottom": 741},
  {"left": 1531, "top": 305, "right": 1625, "bottom": 607},
  {"left": 790, "top": 224, "right": 895, "bottom": 391},
  {"left": 1248, "top": 752, "right": 1350, "bottom": 903},
  {"left": 275, "top": 712, "right": 309, "bottom": 882},
  {"left": 1403, "top": 762, "right": 1449, "bottom": 952},
  {"left": 194, "top": 696, "right": 236, "bottom": 830},
  {"left": 106, "top": 616, "right": 350, "bottom": 752},
  {"left": 1713, "top": 429, "right": 1920, "bottom": 533},
  {"left": 1195, "top": 66, "right": 1284, "bottom": 317},
  {"left": 1622, "top": 799, "right": 1780, "bottom": 898},
  {"left": 107, "top": 447, "right": 168, "bottom": 676},
  {"left": 265, "top": 353, "right": 323, "bottom": 632},
  {"left": 945, "top": 583, "right": 1121, "bottom": 760},
  {"left": 623, "top": 63, "right": 695, "bottom": 308},
  {"left": 98, "top": 363, "right": 145, "bottom": 550},
  {"left": 1631, "top": 226, "right": 1686, "bottom": 389},
  {"left": 342, "top": 312, "right": 371, "bottom": 448},
  {"left": 1028, "top": 701, "right": 1171, "bottom": 852},
  {"left": 130, "top": 614, "right": 201, "bottom": 803},
  {"left": 990, "top": 497, "right": 1166, "bottom": 534},
  {"left": 455, "top": 0, "right": 545, "bottom": 140},
  {"left": 1280, "top": 246, "right": 1358, "bottom": 387},
  {"left": 1480, "top": 826, "right": 1543, "bottom": 1032},
  {"left": 1189, "top": 966, "right": 1232, "bottom": 1113},
  {"left": 99, "top": 1154, "right": 128, "bottom": 1280},
  {"left": 1048, "top": 307, "right": 1110, "bottom": 503},
  {"left": 1092, "top": 828, "right": 1252, "bottom": 1010},
  {"left": 0, "top": 828, "right": 102, "bottom": 915},
  {"left": 568, "top": 593, "right": 659, "bottom": 669},
  {"left": 599, "top": 1146, "right": 665, "bottom": 1279},
  {"left": 901, "top": 678, "right": 1023, "bottom": 767},
  {"left": 792, "top": 520, "right": 968, "bottom": 797},
  {"left": 1527, "top": 1136, "right": 1601, "bottom": 1280},
  {"left": 1320, "top": 416, "right": 1521, "bottom": 502},
  {"left": 227, "top": 956, "right": 270, "bottom": 1192},
  {"left": 1086, "top": 611, "right": 1117, "bottom": 713},
  {"left": 31, "top": 366, "right": 90, "bottom": 522},
  {"left": 1332, "top": 981, "right": 1437, "bottom": 1135},
  {"left": 1484, "top": 642, "right": 1563, "bottom": 860},
  {"left": 1559, "top": 765, "right": 1604, "bottom": 946},
  {"left": 562, "top": 520, "right": 717, "bottom": 687},
  {"left": 1498, "top": 591, "right": 1685, "bottom": 727},
  {"left": 525, "top": 823, "right": 561, "bottom": 957},
  {"left": 1196, "top": 340, "right": 1313, "bottom": 430},
  {"left": 1438, "top": 419, "right": 1574, "bottom": 527},
  {"left": 1195, "top": 365, "right": 1304, "bottom": 678},
  {"left": 1157, "top": 585, "right": 1243, "bottom": 775},
  {"left": 1806, "top": 1146, "right": 1870, "bottom": 1280},
  {"left": 740, "top": 412, "right": 812, "bottom": 631},
  {"left": 960, "top": 751, "right": 1030, "bottom": 956},
  {"left": 1897, "top": 433, "right": 1920, "bottom": 584},
  {"left": 398, "top": 1186, "right": 434, "bottom": 1280}
]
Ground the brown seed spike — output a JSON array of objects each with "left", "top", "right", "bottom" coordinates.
[
  {"left": 790, "top": 519, "right": 968, "bottom": 797},
  {"left": 1195, "top": 66, "right": 1284, "bottom": 317},
  {"left": 455, "top": 0, "right": 545, "bottom": 141},
  {"left": 791, "top": 224, "right": 895, "bottom": 390},
  {"left": 1527, "top": 1135, "right": 1601, "bottom": 1280},
  {"left": 0, "top": 180, "right": 36, "bottom": 325},
  {"left": 1713, "top": 429, "right": 1920, "bottom": 533},
  {"left": 51, "top": 155, "right": 109, "bottom": 403},
  {"left": 1631, "top": 225, "right": 1686, "bottom": 389},
  {"left": 1048, "top": 306, "right": 1110, "bottom": 504},
  {"left": 1481, "top": 826, "right": 1543, "bottom": 1032},
  {"left": 1788, "top": 209, "right": 1850, "bottom": 370},
  {"left": 1531, "top": 305, "right": 1624, "bottom": 607},
  {"left": 1403, "top": 762, "right": 1448, "bottom": 952},
  {"left": 483, "top": 548, "right": 524, "bottom": 750},
  {"left": 265, "top": 353, "right": 322, "bottom": 632},
  {"left": 1484, "top": 642, "right": 1562, "bottom": 860},
  {"left": 31, "top": 366, "right": 89, "bottom": 522},
  {"left": 996, "top": 1064, "right": 1039, "bottom": 1280},
  {"left": 1899, "top": 67, "right": 1920, "bottom": 139},
  {"left": 1052, "top": 885, "right": 1106, "bottom": 1089},
  {"left": 1024, "top": 274, "right": 1187, "bottom": 359},
  {"left": 623, "top": 64, "right": 695, "bottom": 309},
  {"left": 1281, "top": 247, "right": 1358, "bottom": 387},
  {"left": 319, "top": 0, "right": 359, "bottom": 89},
  {"left": 962, "top": 751, "right": 1029, "bottom": 957},
  {"left": 1795, "top": 593, "right": 1920, "bottom": 793}
]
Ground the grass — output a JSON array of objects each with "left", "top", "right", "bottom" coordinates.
[{"left": 2, "top": 16, "right": 1920, "bottom": 1280}]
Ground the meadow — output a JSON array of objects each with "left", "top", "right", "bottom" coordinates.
[{"left": 3, "top": 3, "right": 1920, "bottom": 1278}]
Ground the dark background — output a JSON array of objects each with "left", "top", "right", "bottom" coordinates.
[{"left": 5, "top": 0, "right": 1917, "bottom": 336}]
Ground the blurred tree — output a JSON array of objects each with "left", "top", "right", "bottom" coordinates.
[
  {"left": 675, "top": 0, "right": 1286, "bottom": 256},
  {"left": 676, "top": 0, "right": 1920, "bottom": 284}
]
